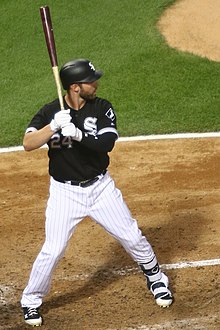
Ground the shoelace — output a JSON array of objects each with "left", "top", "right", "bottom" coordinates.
[{"left": 27, "top": 308, "right": 38, "bottom": 317}]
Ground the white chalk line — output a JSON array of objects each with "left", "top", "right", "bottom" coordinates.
[
  {"left": 53, "top": 258, "right": 220, "bottom": 281},
  {"left": 1, "top": 131, "right": 220, "bottom": 153},
  {"left": 161, "top": 258, "right": 220, "bottom": 269},
  {"left": 118, "top": 131, "right": 220, "bottom": 141}
]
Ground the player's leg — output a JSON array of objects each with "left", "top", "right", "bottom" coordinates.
[
  {"left": 89, "top": 173, "right": 173, "bottom": 307},
  {"left": 89, "top": 173, "right": 157, "bottom": 264},
  {"left": 21, "top": 178, "right": 87, "bottom": 314}
]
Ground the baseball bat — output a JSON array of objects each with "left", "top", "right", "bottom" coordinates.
[{"left": 40, "top": 5, "right": 64, "bottom": 110}]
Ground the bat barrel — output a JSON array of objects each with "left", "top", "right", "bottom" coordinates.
[
  {"left": 39, "top": 5, "right": 64, "bottom": 110},
  {"left": 40, "top": 6, "right": 58, "bottom": 67}
]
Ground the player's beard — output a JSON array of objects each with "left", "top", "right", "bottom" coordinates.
[{"left": 79, "top": 86, "right": 97, "bottom": 101}]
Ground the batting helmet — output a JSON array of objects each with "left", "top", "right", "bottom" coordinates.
[{"left": 60, "top": 59, "right": 103, "bottom": 90}]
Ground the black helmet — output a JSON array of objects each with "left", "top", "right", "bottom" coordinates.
[{"left": 60, "top": 59, "right": 103, "bottom": 90}]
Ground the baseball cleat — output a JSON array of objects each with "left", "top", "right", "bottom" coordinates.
[
  {"left": 23, "top": 307, "right": 42, "bottom": 327},
  {"left": 148, "top": 273, "right": 173, "bottom": 308}
]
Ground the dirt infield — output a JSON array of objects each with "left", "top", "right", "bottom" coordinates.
[
  {"left": 158, "top": 0, "right": 220, "bottom": 62},
  {"left": 1, "top": 137, "right": 220, "bottom": 329},
  {"left": 1, "top": 1, "right": 220, "bottom": 328}
]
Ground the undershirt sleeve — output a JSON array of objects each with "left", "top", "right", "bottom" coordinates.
[{"left": 80, "top": 131, "right": 118, "bottom": 152}]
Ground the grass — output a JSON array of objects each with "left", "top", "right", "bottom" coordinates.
[{"left": 0, "top": 0, "right": 219, "bottom": 146}]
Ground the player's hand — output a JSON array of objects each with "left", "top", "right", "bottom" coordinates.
[
  {"left": 61, "top": 123, "right": 82, "bottom": 142},
  {"left": 50, "top": 109, "right": 71, "bottom": 132}
]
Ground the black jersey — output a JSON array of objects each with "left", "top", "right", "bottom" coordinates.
[{"left": 26, "top": 97, "right": 118, "bottom": 181}]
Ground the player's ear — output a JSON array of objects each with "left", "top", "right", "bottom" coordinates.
[
  {"left": 75, "top": 85, "right": 80, "bottom": 93},
  {"left": 69, "top": 83, "right": 80, "bottom": 93}
]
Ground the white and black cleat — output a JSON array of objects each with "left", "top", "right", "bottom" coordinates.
[
  {"left": 149, "top": 273, "right": 173, "bottom": 308},
  {"left": 23, "top": 307, "right": 42, "bottom": 327}
]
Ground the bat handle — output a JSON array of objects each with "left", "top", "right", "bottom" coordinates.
[
  {"left": 52, "top": 66, "right": 64, "bottom": 110},
  {"left": 52, "top": 66, "right": 72, "bottom": 148}
]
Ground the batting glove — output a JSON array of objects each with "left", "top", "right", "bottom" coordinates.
[
  {"left": 50, "top": 109, "right": 71, "bottom": 132},
  {"left": 61, "top": 123, "right": 83, "bottom": 142}
]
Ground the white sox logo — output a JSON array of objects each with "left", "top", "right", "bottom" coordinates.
[
  {"left": 84, "top": 117, "right": 98, "bottom": 135},
  {"left": 89, "top": 62, "right": 95, "bottom": 71},
  {"left": 105, "top": 108, "right": 115, "bottom": 121}
]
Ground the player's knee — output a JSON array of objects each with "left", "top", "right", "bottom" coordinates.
[{"left": 42, "top": 243, "right": 66, "bottom": 261}]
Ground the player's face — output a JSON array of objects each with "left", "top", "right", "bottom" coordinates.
[{"left": 78, "top": 81, "right": 98, "bottom": 100}]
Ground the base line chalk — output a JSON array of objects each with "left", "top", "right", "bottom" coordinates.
[
  {"left": 53, "top": 258, "right": 220, "bottom": 282},
  {"left": 1, "top": 131, "right": 220, "bottom": 153}
]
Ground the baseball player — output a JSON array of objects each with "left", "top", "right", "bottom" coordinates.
[{"left": 20, "top": 59, "right": 173, "bottom": 327}]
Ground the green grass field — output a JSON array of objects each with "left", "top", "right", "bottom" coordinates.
[{"left": 0, "top": 0, "right": 219, "bottom": 147}]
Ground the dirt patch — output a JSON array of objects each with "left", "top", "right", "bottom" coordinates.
[
  {"left": 158, "top": 0, "right": 220, "bottom": 62},
  {"left": 0, "top": 138, "right": 220, "bottom": 329},
  {"left": 1, "top": 2, "right": 220, "bottom": 328}
]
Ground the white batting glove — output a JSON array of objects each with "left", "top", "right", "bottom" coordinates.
[
  {"left": 50, "top": 109, "right": 71, "bottom": 132},
  {"left": 61, "top": 123, "right": 83, "bottom": 142}
]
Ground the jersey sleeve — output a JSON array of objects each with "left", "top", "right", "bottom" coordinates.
[
  {"left": 97, "top": 105, "right": 118, "bottom": 136},
  {"left": 25, "top": 107, "right": 49, "bottom": 133},
  {"left": 80, "top": 132, "right": 117, "bottom": 152},
  {"left": 25, "top": 99, "right": 62, "bottom": 133},
  {"left": 80, "top": 100, "right": 119, "bottom": 152}
]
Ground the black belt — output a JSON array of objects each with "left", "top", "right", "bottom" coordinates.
[{"left": 53, "top": 170, "right": 106, "bottom": 188}]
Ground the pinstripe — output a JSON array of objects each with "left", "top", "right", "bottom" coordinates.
[
  {"left": 21, "top": 173, "right": 157, "bottom": 308},
  {"left": 21, "top": 178, "right": 89, "bottom": 307},
  {"left": 88, "top": 173, "right": 155, "bottom": 263}
]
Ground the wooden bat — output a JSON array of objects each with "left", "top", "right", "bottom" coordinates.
[{"left": 40, "top": 5, "right": 64, "bottom": 110}]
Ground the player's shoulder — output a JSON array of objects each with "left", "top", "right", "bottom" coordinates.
[
  {"left": 37, "top": 98, "right": 61, "bottom": 120},
  {"left": 40, "top": 98, "right": 61, "bottom": 112},
  {"left": 91, "top": 97, "right": 116, "bottom": 118},
  {"left": 91, "top": 97, "right": 116, "bottom": 122},
  {"left": 93, "top": 97, "right": 113, "bottom": 110}
]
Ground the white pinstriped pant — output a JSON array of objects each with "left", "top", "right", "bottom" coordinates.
[{"left": 21, "top": 171, "right": 158, "bottom": 308}]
